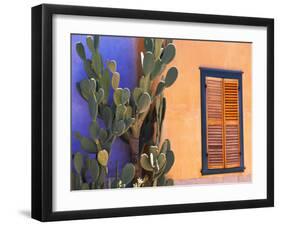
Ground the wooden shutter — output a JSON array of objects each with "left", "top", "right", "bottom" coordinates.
[
  {"left": 205, "top": 77, "right": 241, "bottom": 169},
  {"left": 223, "top": 79, "right": 241, "bottom": 168},
  {"left": 206, "top": 77, "right": 224, "bottom": 169}
]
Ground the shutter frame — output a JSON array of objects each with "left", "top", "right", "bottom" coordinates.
[{"left": 200, "top": 67, "right": 245, "bottom": 175}]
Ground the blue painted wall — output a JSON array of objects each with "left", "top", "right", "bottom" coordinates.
[{"left": 71, "top": 34, "right": 138, "bottom": 177}]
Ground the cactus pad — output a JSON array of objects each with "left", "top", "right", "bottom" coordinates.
[
  {"left": 74, "top": 152, "right": 83, "bottom": 174},
  {"left": 97, "top": 150, "right": 109, "bottom": 166},
  {"left": 121, "top": 163, "right": 135, "bottom": 185}
]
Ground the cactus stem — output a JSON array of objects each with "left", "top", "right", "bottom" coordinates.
[
  {"left": 153, "top": 178, "right": 158, "bottom": 187},
  {"left": 128, "top": 137, "right": 142, "bottom": 178},
  {"left": 128, "top": 137, "right": 139, "bottom": 164},
  {"left": 143, "top": 74, "right": 151, "bottom": 92}
]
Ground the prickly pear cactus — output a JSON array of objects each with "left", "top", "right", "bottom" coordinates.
[
  {"left": 72, "top": 35, "right": 178, "bottom": 189},
  {"left": 110, "top": 163, "right": 136, "bottom": 188},
  {"left": 72, "top": 35, "right": 136, "bottom": 189},
  {"left": 139, "top": 140, "right": 175, "bottom": 186},
  {"left": 123, "top": 38, "right": 178, "bottom": 181},
  {"left": 71, "top": 151, "right": 111, "bottom": 190}
]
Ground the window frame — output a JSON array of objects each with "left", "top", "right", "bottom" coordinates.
[{"left": 200, "top": 67, "right": 245, "bottom": 175}]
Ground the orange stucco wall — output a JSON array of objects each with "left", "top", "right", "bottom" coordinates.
[{"left": 161, "top": 40, "right": 252, "bottom": 182}]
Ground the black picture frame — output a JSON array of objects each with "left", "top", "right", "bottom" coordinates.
[{"left": 32, "top": 4, "right": 274, "bottom": 222}]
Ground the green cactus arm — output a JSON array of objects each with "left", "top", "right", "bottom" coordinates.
[
  {"left": 161, "top": 43, "right": 176, "bottom": 64},
  {"left": 163, "top": 150, "right": 175, "bottom": 174},
  {"left": 140, "top": 153, "right": 154, "bottom": 171},
  {"left": 165, "top": 67, "right": 178, "bottom": 88},
  {"left": 86, "top": 36, "right": 95, "bottom": 53},
  {"left": 160, "top": 139, "right": 171, "bottom": 154},
  {"left": 142, "top": 51, "right": 154, "bottom": 75},
  {"left": 107, "top": 60, "right": 117, "bottom": 73},
  {"left": 71, "top": 170, "right": 81, "bottom": 190},
  {"left": 94, "top": 35, "right": 100, "bottom": 49},
  {"left": 96, "top": 88, "right": 105, "bottom": 104},
  {"left": 112, "top": 72, "right": 120, "bottom": 90},
  {"left": 73, "top": 152, "right": 83, "bottom": 175},
  {"left": 76, "top": 42, "right": 86, "bottom": 60},
  {"left": 144, "top": 38, "right": 154, "bottom": 52},
  {"left": 121, "top": 163, "right": 135, "bottom": 186},
  {"left": 77, "top": 136, "right": 98, "bottom": 153},
  {"left": 86, "top": 157, "right": 100, "bottom": 184},
  {"left": 100, "top": 68, "right": 111, "bottom": 104},
  {"left": 88, "top": 95, "right": 98, "bottom": 120},
  {"left": 153, "top": 39, "right": 163, "bottom": 60}
]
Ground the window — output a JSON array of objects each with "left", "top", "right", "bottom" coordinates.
[{"left": 200, "top": 67, "right": 245, "bottom": 175}]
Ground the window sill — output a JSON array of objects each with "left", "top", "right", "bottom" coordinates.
[{"left": 201, "top": 167, "right": 245, "bottom": 175}]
